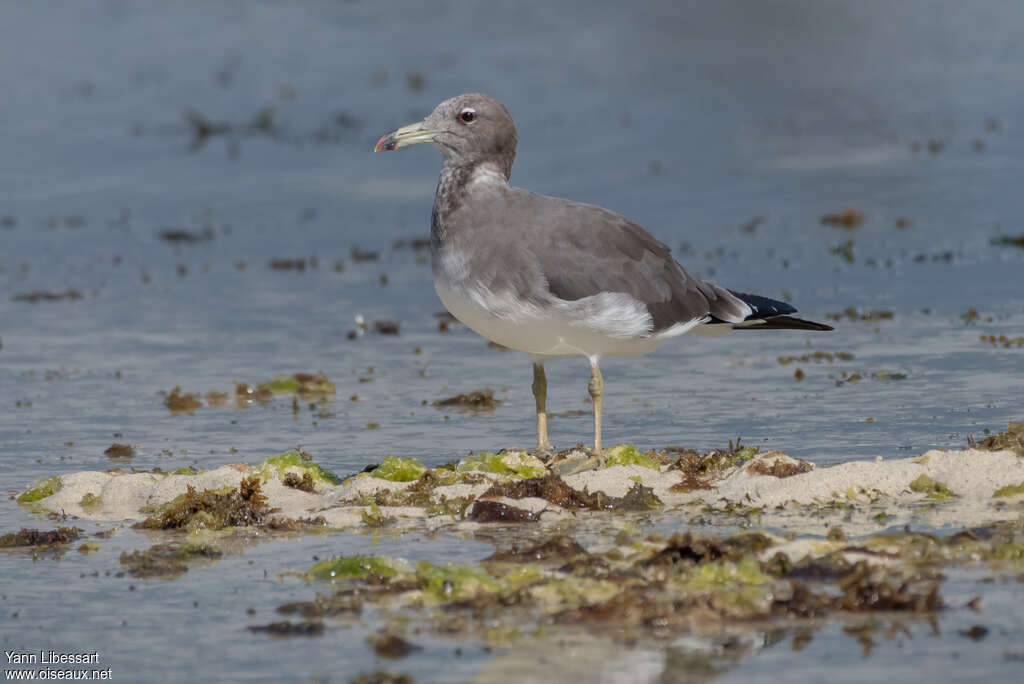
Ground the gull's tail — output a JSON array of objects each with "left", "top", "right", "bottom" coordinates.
[{"left": 716, "top": 291, "right": 834, "bottom": 332}]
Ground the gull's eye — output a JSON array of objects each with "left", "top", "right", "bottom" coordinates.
[{"left": 459, "top": 108, "right": 476, "bottom": 124}]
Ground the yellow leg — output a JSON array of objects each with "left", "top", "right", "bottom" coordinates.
[
  {"left": 588, "top": 358, "right": 604, "bottom": 454},
  {"left": 532, "top": 362, "right": 552, "bottom": 453}
]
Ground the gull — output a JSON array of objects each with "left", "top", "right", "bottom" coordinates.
[{"left": 375, "top": 93, "right": 831, "bottom": 454}]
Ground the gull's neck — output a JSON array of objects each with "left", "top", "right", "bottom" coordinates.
[{"left": 431, "top": 160, "right": 509, "bottom": 245}]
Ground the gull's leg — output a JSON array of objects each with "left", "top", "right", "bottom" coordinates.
[
  {"left": 588, "top": 357, "right": 604, "bottom": 455},
  {"left": 532, "top": 362, "right": 553, "bottom": 454}
]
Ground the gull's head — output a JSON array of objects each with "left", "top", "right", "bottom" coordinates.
[{"left": 375, "top": 93, "right": 517, "bottom": 171}]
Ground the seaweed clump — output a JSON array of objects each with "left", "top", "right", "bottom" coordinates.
[
  {"left": 666, "top": 441, "right": 760, "bottom": 492},
  {"left": 745, "top": 452, "right": 814, "bottom": 478},
  {"left": 602, "top": 444, "right": 661, "bottom": 470},
  {"left": 104, "top": 442, "right": 135, "bottom": 460},
  {"left": 80, "top": 493, "right": 102, "bottom": 509},
  {"left": 134, "top": 476, "right": 275, "bottom": 530},
  {"left": 366, "top": 632, "right": 421, "bottom": 659},
  {"left": 370, "top": 456, "right": 427, "bottom": 482},
  {"left": 257, "top": 451, "right": 342, "bottom": 485},
  {"left": 456, "top": 451, "right": 547, "bottom": 479},
  {"left": 165, "top": 386, "right": 203, "bottom": 414},
  {"left": 119, "top": 543, "right": 222, "bottom": 579},
  {"left": 478, "top": 473, "right": 661, "bottom": 512},
  {"left": 283, "top": 472, "right": 316, "bottom": 492},
  {"left": 275, "top": 526, "right": 951, "bottom": 651},
  {"left": 257, "top": 372, "right": 336, "bottom": 397},
  {"left": 991, "top": 234, "right": 1024, "bottom": 249},
  {"left": 486, "top": 535, "right": 588, "bottom": 564},
  {"left": 306, "top": 556, "right": 410, "bottom": 582},
  {"left": 433, "top": 389, "right": 501, "bottom": 414},
  {"left": 468, "top": 500, "right": 541, "bottom": 523},
  {"left": 639, "top": 532, "right": 774, "bottom": 572},
  {"left": 993, "top": 482, "right": 1024, "bottom": 498},
  {"left": 0, "top": 527, "right": 82, "bottom": 548},
  {"left": 976, "top": 421, "right": 1024, "bottom": 457},
  {"left": 821, "top": 207, "right": 865, "bottom": 229},
  {"left": 908, "top": 475, "right": 956, "bottom": 501},
  {"left": 348, "top": 672, "right": 413, "bottom": 684},
  {"left": 246, "top": 621, "right": 324, "bottom": 638}
]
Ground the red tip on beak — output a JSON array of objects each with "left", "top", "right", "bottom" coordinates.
[{"left": 374, "top": 134, "right": 396, "bottom": 152}]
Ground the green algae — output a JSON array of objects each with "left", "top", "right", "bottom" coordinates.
[
  {"left": 361, "top": 502, "right": 395, "bottom": 527},
  {"left": 77, "top": 542, "right": 101, "bottom": 554},
  {"left": 258, "top": 376, "right": 302, "bottom": 393},
  {"left": 80, "top": 493, "right": 102, "bottom": 509},
  {"left": 728, "top": 438, "right": 761, "bottom": 463},
  {"left": 529, "top": 577, "right": 620, "bottom": 608},
  {"left": 270, "top": 526, "right": 960, "bottom": 650},
  {"left": 17, "top": 476, "right": 62, "bottom": 504},
  {"left": 410, "top": 468, "right": 463, "bottom": 487},
  {"left": 306, "top": 555, "right": 409, "bottom": 581},
  {"left": 682, "top": 556, "right": 772, "bottom": 590},
  {"left": 416, "top": 560, "right": 501, "bottom": 602},
  {"left": 483, "top": 626, "right": 522, "bottom": 647},
  {"left": 257, "top": 372, "right": 336, "bottom": 396},
  {"left": 908, "top": 475, "right": 956, "bottom": 500},
  {"left": 990, "top": 544, "right": 1024, "bottom": 561},
  {"left": 370, "top": 455, "right": 426, "bottom": 482},
  {"left": 993, "top": 481, "right": 1024, "bottom": 498},
  {"left": 257, "top": 451, "right": 341, "bottom": 485},
  {"left": 603, "top": 444, "right": 660, "bottom": 470},
  {"left": 456, "top": 450, "right": 547, "bottom": 479}
]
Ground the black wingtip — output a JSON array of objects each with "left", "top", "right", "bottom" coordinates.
[{"left": 728, "top": 290, "right": 797, "bottom": 318}]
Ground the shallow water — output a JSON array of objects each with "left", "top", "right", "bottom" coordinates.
[{"left": 2, "top": 1, "right": 1022, "bottom": 681}]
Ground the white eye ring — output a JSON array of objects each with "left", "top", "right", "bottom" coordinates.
[{"left": 459, "top": 108, "right": 477, "bottom": 124}]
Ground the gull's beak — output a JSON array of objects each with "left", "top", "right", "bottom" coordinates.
[{"left": 374, "top": 121, "right": 439, "bottom": 152}]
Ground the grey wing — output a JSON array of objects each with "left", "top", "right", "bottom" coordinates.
[{"left": 521, "top": 192, "right": 750, "bottom": 333}]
